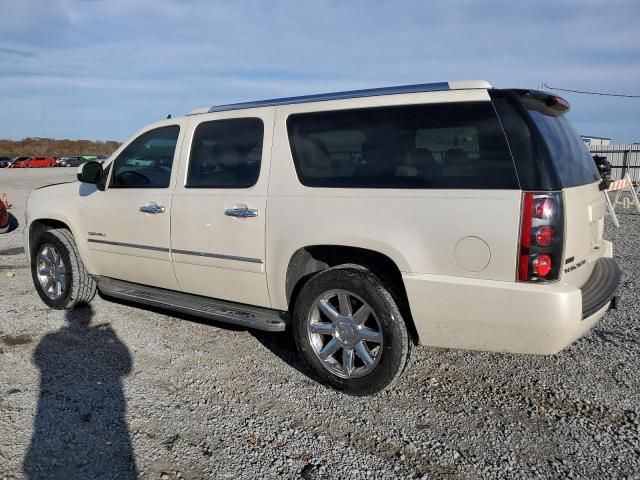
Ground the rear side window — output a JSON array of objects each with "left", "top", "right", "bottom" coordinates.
[
  {"left": 186, "top": 118, "right": 263, "bottom": 188},
  {"left": 287, "top": 102, "right": 518, "bottom": 189},
  {"left": 522, "top": 99, "right": 599, "bottom": 188},
  {"left": 110, "top": 125, "right": 180, "bottom": 188}
]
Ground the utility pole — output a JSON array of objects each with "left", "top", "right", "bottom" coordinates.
[{"left": 40, "top": 102, "right": 47, "bottom": 138}]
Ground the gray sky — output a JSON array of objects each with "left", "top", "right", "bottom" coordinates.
[{"left": 1, "top": 0, "right": 639, "bottom": 143}]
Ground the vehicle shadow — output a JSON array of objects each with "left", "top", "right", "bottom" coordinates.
[
  {"left": 6, "top": 212, "right": 18, "bottom": 233},
  {"left": 23, "top": 305, "right": 138, "bottom": 479},
  {"left": 98, "top": 291, "right": 316, "bottom": 382},
  {"left": 250, "top": 330, "right": 316, "bottom": 382}
]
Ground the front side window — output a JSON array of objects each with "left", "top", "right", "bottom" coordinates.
[
  {"left": 186, "top": 118, "right": 263, "bottom": 188},
  {"left": 287, "top": 102, "right": 518, "bottom": 189},
  {"left": 110, "top": 125, "right": 180, "bottom": 188}
]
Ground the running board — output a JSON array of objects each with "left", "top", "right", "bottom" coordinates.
[{"left": 95, "top": 276, "right": 287, "bottom": 332}]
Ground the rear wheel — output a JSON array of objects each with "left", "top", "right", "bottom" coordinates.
[
  {"left": 292, "top": 265, "right": 411, "bottom": 395},
  {"left": 31, "top": 228, "right": 97, "bottom": 309}
]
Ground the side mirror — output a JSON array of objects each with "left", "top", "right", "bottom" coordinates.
[{"left": 77, "top": 161, "right": 104, "bottom": 184}]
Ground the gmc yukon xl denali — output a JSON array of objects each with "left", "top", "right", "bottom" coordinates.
[{"left": 24, "top": 80, "right": 621, "bottom": 395}]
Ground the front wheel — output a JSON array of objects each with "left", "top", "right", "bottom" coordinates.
[
  {"left": 293, "top": 265, "right": 411, "bottom": 395},
  {"left": 31, "top": 228, "right": 97, "bottom": 309}
]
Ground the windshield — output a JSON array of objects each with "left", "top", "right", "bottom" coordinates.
[{"left": 523, "top": 99, "right": 599, "bottom": 188}]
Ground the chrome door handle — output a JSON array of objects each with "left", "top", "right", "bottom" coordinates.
[
  {"left": 139, "top": 203, "right": 165, "bottom": 214},
  {"left": 225, "top": 206, "right": 258, "bottom": 218}
]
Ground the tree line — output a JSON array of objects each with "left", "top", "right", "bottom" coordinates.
[{"left": 0, "top": 138, "right": 122, "bottom": 158}]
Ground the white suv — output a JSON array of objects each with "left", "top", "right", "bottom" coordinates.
[{"left": 24, "top": 80, "right": 621, "bottom": 395}]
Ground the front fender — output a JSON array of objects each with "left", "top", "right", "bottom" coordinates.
[{"left": 25, "top": 184, "right": 95, "bottom": 274}]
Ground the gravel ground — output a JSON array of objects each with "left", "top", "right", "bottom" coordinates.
[{"left": 0, "top": 168, "right": 639, "bottom": 479}]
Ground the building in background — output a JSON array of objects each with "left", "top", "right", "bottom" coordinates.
[{"left": 582, "top": 135, "right": 612, "bottom": 147}]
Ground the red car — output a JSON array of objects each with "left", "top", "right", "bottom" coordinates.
[{"left": 9, "top": 156, "right": 57, "bottom": 168}]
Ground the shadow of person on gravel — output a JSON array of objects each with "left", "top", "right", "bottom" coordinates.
[{"left": 23, "top": 305, "right": 138, "bottom": 479}]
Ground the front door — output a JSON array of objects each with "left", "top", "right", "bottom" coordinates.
[
  {"left": 170, "top": 111, "right": 273, "bottom": 307},
  {"left": 82, "top": 122, "right": 185, "bottom": 290}
]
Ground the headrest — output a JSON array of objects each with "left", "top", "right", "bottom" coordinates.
[
  {"left": 408, "top": 147, "right": 435, "bottom": 168},
  {"left": 212, "top": 142, "right": 240, "bottom": 168},
  {"left": 296, "top": 137, "right": 331, "bottom": 168},
  {"left": 444, "top": 148, "right": 469, "bottom": 166}
]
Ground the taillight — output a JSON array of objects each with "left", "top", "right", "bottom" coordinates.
[
  {"left": 533, "top": 197, "right": 557, "bottom": 219},
  {"left": 532, "top": 254, "right": 552, "bottom": 277},
  {"left": 534, "top": 225, "right": 554, "bottom": 247},
  {"left": 517, "top": 192, "right": 564, "bottom": 282}
]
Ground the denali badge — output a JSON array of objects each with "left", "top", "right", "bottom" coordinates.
[
  {"left": 564, "top": 259, "right": 586, "bottom": 274},
  {"left": 88, "top": 231, "right": 106, "bottom": 237}
]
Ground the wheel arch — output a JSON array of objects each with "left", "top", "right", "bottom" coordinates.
[
  {"left": 27, "top": 218, "right": 91, "bottom": 272},
  {"left": 29, "top": 219, "right": 69, "bottom": 255},
  {"left": 285, "top": 245, "right": 419, "bottom": 344}
]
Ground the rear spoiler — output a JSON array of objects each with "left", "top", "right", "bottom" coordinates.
[{"left": 500, "top": 89, "right": 570, "bottom": 113}]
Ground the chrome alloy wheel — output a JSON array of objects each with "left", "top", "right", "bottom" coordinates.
[
  {"left": 36, "top": 244, "right": 67, "bottom": 300},
  {"left": 306, "top": 289, "right": 384, "bottom": 379}
]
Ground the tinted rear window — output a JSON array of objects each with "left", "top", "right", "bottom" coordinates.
[
  {"left": 287, "top": 102, "right": 519, "bottom": 189},
  {"left": 522, "top": 99, "right": 599, "bottom": 188},
  {"left": 186, "top": 118, "right": 263, "bottom": 189}
]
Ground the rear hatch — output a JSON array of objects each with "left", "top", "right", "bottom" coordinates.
[{"left": 520, "top": 94, "right": 604, "bottom": 288}]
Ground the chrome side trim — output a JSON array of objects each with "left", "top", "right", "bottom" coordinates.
[
  {"left": 171, "top": 248, "right": 263, "bottom": 264},
  {"left": 87, "top": 239, "right": 263, "bottom": 264},
  {"left": 87, "top": 238, "right": 170, "bottom": 252}
]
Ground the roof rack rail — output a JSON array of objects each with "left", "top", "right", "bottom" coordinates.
[{"left": 199, "top": 80, "right": 491, "bottom": 114}]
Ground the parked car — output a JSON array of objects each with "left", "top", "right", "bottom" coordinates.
[
  {"left": 9, "top": 156, "right": 57, "bottom": 168},
  {"left": 0, "top": 157, "right": 12, "bottom": 168},
  {"left": 24, "top": 80, "right": 621, "bottom": 395},
  {"left": 6, "top": 156, "right": 29, "bottom": 168},
  {"left": 58, "top": 157, "right": 88, "bottom": 168}
]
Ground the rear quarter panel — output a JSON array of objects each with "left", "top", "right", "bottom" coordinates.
[{"left": 266, "top": 90, "right": 522, "bottom": 310}]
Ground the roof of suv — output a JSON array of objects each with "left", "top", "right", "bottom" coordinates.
[{"left": 188, "top": 80, "right": 492, "bottom": 115}]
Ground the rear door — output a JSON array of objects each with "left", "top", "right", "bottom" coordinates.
[{"left": 170, "top": 109, "right": 273, "bottom": 308}]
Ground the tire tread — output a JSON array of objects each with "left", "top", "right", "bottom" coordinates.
[
  {"left": 34, "top": 228, "right": 97, "bottom": 309},
  {"left": 293, "top": 264, "right": 411, "bottom": 395}
]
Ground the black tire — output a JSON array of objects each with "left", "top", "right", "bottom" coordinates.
[
  {"left": 31, "top": 228, "right": 97, "bottom": 309},
  {"left": 292, "top": 265, "right": 411, "bottom": 396}
]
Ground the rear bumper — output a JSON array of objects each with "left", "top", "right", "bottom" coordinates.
[
  {"left": 581, "top": 257, "right": 620, "bottom": 318},
  {"left": 404, "top": 254, "right": 620, "bottom": 355}
]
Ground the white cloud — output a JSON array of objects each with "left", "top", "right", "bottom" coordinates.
[{"left": 0, "top": 0, "right": 638, "bottom": 141}]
